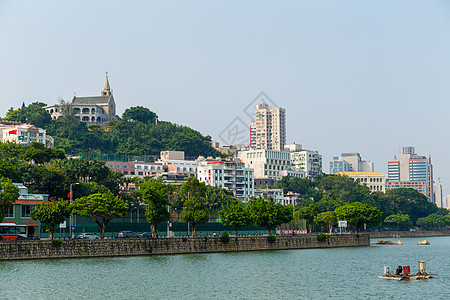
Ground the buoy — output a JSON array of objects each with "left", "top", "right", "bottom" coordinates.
[{"left": 396, "top": 240, "right": 403, "bottom": 245}]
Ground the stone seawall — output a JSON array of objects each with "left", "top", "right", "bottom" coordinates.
[
  {"left": 0, "top": 234, "right": 369, "bottom": 261},
  {"left": 369, "top": 230, "right": 450, "bottom": 238}
]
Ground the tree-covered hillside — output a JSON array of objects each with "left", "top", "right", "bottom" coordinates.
[{"left": 3, "top": 103, "right": 220, "bottom": 158}]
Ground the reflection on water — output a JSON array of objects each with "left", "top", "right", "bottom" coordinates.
[{"left": 1, "top": 237, "right": 450, "bottom": 299}]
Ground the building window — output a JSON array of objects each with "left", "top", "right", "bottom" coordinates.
[
  {"left": 5, "top": 206, "right": 14, "bottom": 218},
  {"left": 21, "top": 205, "right": 36, "bottom": 218}
]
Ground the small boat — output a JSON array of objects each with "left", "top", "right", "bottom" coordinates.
[{"left": 378, "top": 261, "right": 435, "bottom": 280}]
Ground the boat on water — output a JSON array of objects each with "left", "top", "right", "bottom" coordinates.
[{"left": 378, "top": 261, "right": 435, "bottom": 280}]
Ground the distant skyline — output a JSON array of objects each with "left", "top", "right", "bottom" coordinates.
[{"left": 1, "top": 1, "right": 450, "bottom": 195}]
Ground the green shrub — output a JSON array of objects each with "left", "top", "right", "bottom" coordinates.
[
  {"left": 220, "top": 230, "right": 230, "bottom": 244},
  {"left": 267, "top": 235, "right": 277, "bottom": 243},
  {"left": 356, "top": 233, "right": 361, "bottom": 237},
  {"left": 317, "top": 232, "right": 330, "bottom": 242},
  {"left": 52, "top": 239, "right": 64, "bottom": 246}
]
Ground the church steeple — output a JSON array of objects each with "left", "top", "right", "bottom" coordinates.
[{"left": 102, "top": 72, "right": 111, "bottom": 96}]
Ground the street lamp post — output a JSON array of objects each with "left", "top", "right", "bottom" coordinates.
[{"left": 69, "top": 183, "right": 80, "bottom": 239}]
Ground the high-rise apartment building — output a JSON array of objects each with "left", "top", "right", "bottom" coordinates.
[
  {"left": 250, "top": 104, "right": 286, "bottom": 151},
  {"left": 329, "top": 153, "right": 374, "bottom": 173},
  {"left": 386, "top": 147, "right": 434, "bottom": 202},
  {"left": 434, "top": 180, "right": 443, "bottom": 207}
]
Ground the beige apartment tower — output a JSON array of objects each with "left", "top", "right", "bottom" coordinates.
[{"left": 250, "top": 104, "right": 286, "bottom": 151}]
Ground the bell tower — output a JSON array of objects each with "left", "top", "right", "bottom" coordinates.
[{"left": 101, "top": 73, "right": 112, "bottom": 96}]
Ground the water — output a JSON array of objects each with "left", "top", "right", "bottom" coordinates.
[{"left": 1, "top": 236, "right": 450, "bottom": 299}]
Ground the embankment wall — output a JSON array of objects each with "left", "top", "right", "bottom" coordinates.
[{"left": 0, "top": 234, "right": 369, "bottom": 261}]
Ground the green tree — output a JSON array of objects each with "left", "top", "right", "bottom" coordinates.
[
  {"left": 71, "top": 192, "right": 128, "bottom": 239},
  {"left": 385, "top": 188, "right": 437, "bottom": 224},
  {"left": 174, "top": 177, "right": 207, "bottom": 209},
  {"left": 416, "top": 213, "right": 448, "bottom": 230},
  {"left": 20, "top": 142, "right": 65, "bottom": 164},
  {"left": 294, "top": 203, "right": 320, "bottom": 233},
  {"left": 315, "top": 211, "right": 337, "bottom": 234},
  {"left": 246, "top": 196, "right": 290, "bottom": 235},
  {"left": 384, "top": 213, "right": 412, "bottom": 230},
  {"left": 334, "top": 202, "right": 382, "bottom": 233},
  {"left": 0, "top": 159, "right": 22, "bottom": 182},
  {"left": 0, "top": 177, "right": 19, "bottom": 222},
  {"left": 436, "top": 207, "right": 449, "bottom": 216},
  {"left": 180, "top": 196, "right": 209, "bottom": 237},
  {"left": 30, "top": 199, "right": 71, "bottom": 240},
  {"left": 218, "top": 198, "right": 249, "bottom": 237},
  {"left": 142, "top": 180, "right": 170, "bottom": 238},
  {"left": 4, "top": 102, "right": 52, "bottom": 129},
  {"left": 122, "top": 106, "right": 158, "bottom": 124}
]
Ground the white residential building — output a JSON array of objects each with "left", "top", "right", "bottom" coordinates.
[
  {"left": 237, "top": 149, "right": 291, "bottom": 180},
  {"left": 337, "top": 172, "right": 386, "bottom": 193},
  {"left": 443, "top": 195, "right": 450, "bottom": 210},
  {"left": 434, "top": 180, "right": 443, "bottom": 207},
  {"left": 250, "top": 104, "right": 286, "bottom": 151},
  {"left": 197, "top": 158, "right": 254, "bottom": 202},
  {"left": 106, "top": 161, "right": 165, "bottom": 177},
  {"left": 254, "top": 188, "right": 298, "bottom": 206},
  {"left": 0, "top": 121, "right": 54, "bottom": 148},
  {"left": 284, "top": 144, "right": 322, "bottom": 179}
]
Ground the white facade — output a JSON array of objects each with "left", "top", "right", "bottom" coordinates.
[
  {"left": 237, "top": 149, "right": 291, "bottom": 180},
  {"left": 337, "top": 172, "right": 386, "bottom": 193},
  {"left": 434, "top": 180, "right": 443, "bottom": 207},
  {"left": 106, "top": 161, "right": 165, "bottom": 177},
  {"left": 443, "top": 195, "right": 450, "bottom": 210},
  {"left": 254, "top": 188, "right": 297, "bottom": 206},
  {"left": 279, "top": 169, "right": 306, "bottom": 179},
  {"left": 250, "top": 104, "right": 286, "bottom": 151},
  {"left": 197, "top": 158, "right": 254, "bottom": 202},
  {"left": 0, "top": 122, "right": 54, "bottom": 148},
  {"left": 284, "top": 145, "right": 322, "bottom": 179}
]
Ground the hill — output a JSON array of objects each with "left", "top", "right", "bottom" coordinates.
[{"left": 3, "top": 103, "right": 220, "bottom": 158}]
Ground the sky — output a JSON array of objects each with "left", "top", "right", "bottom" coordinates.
[{"left": 1, "top": 1, "right": 450, "bottom": 195}]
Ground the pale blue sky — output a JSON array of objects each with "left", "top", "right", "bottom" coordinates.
[{"left": 1, "top": 1, "right": 450, "bottom": 195}]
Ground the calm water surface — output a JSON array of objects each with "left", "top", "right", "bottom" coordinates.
[{"left": 1, "top": 236, "right": 449, "bottom": 300}]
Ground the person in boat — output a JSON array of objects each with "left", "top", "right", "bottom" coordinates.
[{"left": 395, "top": 266, "right": 403, "bottom": 275}]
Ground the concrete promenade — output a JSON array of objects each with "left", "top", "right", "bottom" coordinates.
[{"left": 0, "top": 234, "right": 369, "bottom": 261}]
